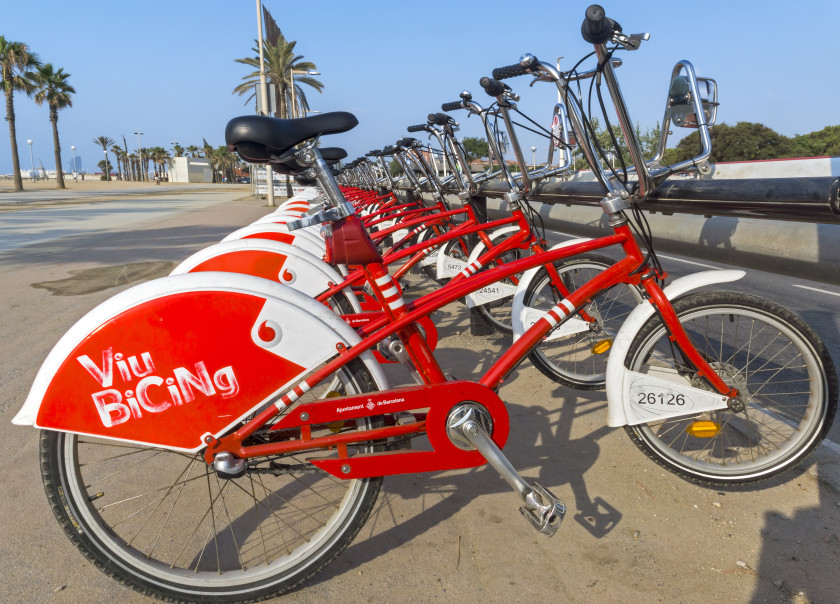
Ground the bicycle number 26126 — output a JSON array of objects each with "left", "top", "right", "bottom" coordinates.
[{"left": 636, "top": 392, "right": 686, "bottom": 406}]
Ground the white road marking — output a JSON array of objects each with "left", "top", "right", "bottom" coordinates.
[
  {"left": 792, "top": 284, "right": 840, "bottom": 298},
  {"left": 656, "top": 254, "right": 721, "bottom": 270}
]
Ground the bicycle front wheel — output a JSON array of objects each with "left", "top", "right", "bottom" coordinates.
[
  {"left": 40, "top": 360, "right": 384, "bottom": 603},
  {"left": 524, "top": 255, "right": 641, "bottom": 389},
  {"left": 624, "top": 291, "right": 837, "bottom": 486}
]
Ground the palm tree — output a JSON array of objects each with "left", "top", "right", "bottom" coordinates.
[
  {"left": 186, "top": 144, "right": 200, "bottom": 158},
  {"left": 33, "top": 64, "right": 74, "bottom": 189},
  {"left": 202, "top": 138, "right": 216, "bottom": 182},
  {"left": 110, "top": 144, "right": 124, "bottom": 181},
  {"left": 138, "top": 147, "right": 150, "bottom": 181},
  {"left": 172, "top": 143, "right": 185, "bottom": 157},
  {"left": 1, "top": 37, "right": 41, "bottom": 191},
  {"left": 127, "top": 153, "right": 138, "bottom": 181},
  {"left": 233, "top": 34, "right": 323, "bottom": 119},
  {"left": 149, "top": 146, "right": 170, "bottom": 178},
  {"left": 92, "top": 136, "right": 114, "bottom": 180}
]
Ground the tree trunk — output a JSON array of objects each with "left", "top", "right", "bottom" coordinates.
[
  {"left": 49, "top": 107, "right": 65, "bottom": 189},
  {"left": 5, "top": 87, "right": 24, "bottom": 191}
]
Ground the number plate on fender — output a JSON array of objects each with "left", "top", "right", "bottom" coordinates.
[{"left": 624, "top": 368, "right": 729, "bottom": 426}]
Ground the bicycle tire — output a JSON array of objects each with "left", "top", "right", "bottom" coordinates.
[
  {"left": 41, "top": 359, "right": 384, "bottom": 603},
  {"left": 524, "top": 255, "right": 641, "bottom": 389},
  {"left": 623, "top": 291, "right": 837, "bottom": 486}
]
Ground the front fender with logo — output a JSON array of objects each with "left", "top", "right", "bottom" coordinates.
[
  {"left": 12, "top": 273, "right": 387, "bottom": 452},
  {"left": 605, "top": 269, "right": 745, "bottom": 427}
]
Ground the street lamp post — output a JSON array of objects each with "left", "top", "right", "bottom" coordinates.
[
  {"left": 531, "top": 146, "right": 537, "bottom": 170},
  {"left": 103, "top": 149, "right": 108, "bottom": 180},
  {"left": 255, "top": 0, "right": 275, "bottom": 206},
  {"left": 71, "top": 145, "right": 77, "bottom": 180},
  {"left": 27, "top": 139, "right": 34, "bottom": 181},
  {"left": 289, "top": 70, "right": 320, "bottom": 118},
  {"left": 134, "top": 130, "right": 143, "bottom": 181}
]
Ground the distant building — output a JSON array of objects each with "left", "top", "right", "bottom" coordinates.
[{"left": 168, "top": 157, "right": 212, "bottom": 183}]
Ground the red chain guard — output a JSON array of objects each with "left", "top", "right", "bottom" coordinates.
[{"left": 263, "top": 380, "right": 508, "bottom": 479}]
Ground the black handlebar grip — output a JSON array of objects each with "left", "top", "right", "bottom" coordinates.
[
  {"left": 492, "top": 63, "right": 528, "bottom": 80},
  {"left": 426, "top": 113, "right": 449, "bottom": 126},
  {"left": 479, "top": 76, "right": 507, "bottom": 97},
  {"left": 441, "top": 100, "right": 463, "bottom": 111},
  {"left": 381, "top": 145, "right": 397, "bottom": 155},
  {"left": 397, "top": 137, "right": 417, "bottom": 147},
  {"left": 581, "top": 4, "right": 615, "bottom": 44},
  {"left": 407, "top": 124, "right": 427, "bottom": 133}
]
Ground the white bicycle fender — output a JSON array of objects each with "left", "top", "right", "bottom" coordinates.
[
  {"left": 171, "top": 240, "right": 361, "bottom": 312},
  {"left": 605, "top": 269, "right": 745, "bottom": 427},
  {"left": 222, "top": 223, "right": 326, "bottom": 258},
  {"left": 13, "top": 272, "right": 386, "bottom": 451},
  {"left": 511, "top": 238, "right": 592, "bottom": 341}
]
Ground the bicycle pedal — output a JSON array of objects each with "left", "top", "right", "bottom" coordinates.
[{"left": 519, "top": 482, "right": 566, "bottom": 537}]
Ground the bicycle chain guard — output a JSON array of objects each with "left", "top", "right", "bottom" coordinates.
[{"left": 246, "top": 380, "right": 510, "bottom": 479}]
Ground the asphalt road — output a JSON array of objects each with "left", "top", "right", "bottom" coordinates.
[{"left": 0, "top": 189, "right": 837, "bottom": 604}]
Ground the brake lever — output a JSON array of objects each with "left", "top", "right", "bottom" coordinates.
[{"left": 614, "top": 31, "right": 650, "bottom": 50}]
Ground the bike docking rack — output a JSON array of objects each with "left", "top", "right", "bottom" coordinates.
[{"left": 389, "top": 167, "right": 840, "bottom": 292}]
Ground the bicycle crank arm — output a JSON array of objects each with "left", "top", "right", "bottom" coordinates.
[{"left": 447, "top": 404, "right": 566, "bottom": 536}]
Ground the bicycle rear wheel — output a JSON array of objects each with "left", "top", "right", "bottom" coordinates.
[
  {"left": 40, "top": 360, "right": 384, "bottom": 603},
  {"left": 624, "top": 291, "right": 837, "bottom": 486}
]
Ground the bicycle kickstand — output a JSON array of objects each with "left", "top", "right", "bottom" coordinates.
[{"left": 446, "top": 404, "right": 566, "bottom": 536}]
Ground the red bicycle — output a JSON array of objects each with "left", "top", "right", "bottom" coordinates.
[{"left": 15, "top": 7, "right": 837, "bottom": 602}]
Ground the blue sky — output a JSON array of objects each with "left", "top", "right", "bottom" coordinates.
[{"left": 2, "top": 0, "right": 838, "bottom": 176}]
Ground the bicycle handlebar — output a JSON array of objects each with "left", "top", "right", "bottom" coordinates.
[
  {"left": 428, "top": 113, "right": 453, "bottom": 126},
  {"left": 581, "top": 4, "right": 617, "bottom": 45},
  {"left": 407, "top": 124, "right": 427, "bottom": 133},
  {"left": 479, "top": 77, "right": 508, "bottom": 97},
  {"left": 492, "top": 62, "right": 528, "bottom": 80},
  {"left": 441, "top": 100, "right": 463, "bottom": 111}
]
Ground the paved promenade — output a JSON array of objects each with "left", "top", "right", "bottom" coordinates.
[{"left": 0, "top": 185, "right": 837, "bottom": 603}]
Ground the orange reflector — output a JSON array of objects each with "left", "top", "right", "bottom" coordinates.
[
  {"left": 686, "top": 420, "right": 722, "bottom": 438},
  {"left": 591, "top": 339, "right": 613, "bottom": 355}
]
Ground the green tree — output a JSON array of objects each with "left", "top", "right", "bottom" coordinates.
[
  {"left": 791, "top": 125, "right": 840, "bottom": 157},
  {"left": 172, "top": 142, "right": 185, "bottom": 157},
  {"left": 33, "top": 63, "right": 75, "bottom": 189},
  {"left": 1, "top": 37, "right": 41, "bottom": 191},
  {"left": 389, "top": 159, "right": 404, "bottom": 177},
  {"left": 461, "top": 136, "right": 489, "bottom": 163},
  {"left": 96, "top": 158, "right": 112, "bottom": 180},
  {"left": 92, "top": 136, "right": 115, "bottom": 180},
  {"left": 663, "top": 122, "right": 798, "bottom": 165}
]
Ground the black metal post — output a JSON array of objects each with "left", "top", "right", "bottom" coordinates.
[{"left": 468, "top": 195, "right": 494, "bottom": 336}]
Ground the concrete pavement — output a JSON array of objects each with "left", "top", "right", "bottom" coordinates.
[{"left": 0, "top": 188, "right": 837, "bottom": 603}]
